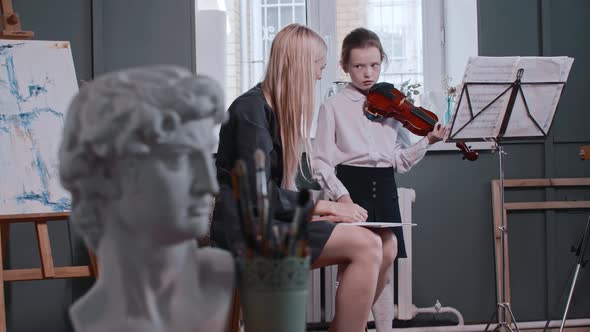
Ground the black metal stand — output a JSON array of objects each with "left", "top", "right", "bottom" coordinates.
[
  {"left": 446, "top": 64, "right": 569, "bottom": 331},
  {"left": 541, "top": 216, "right": 590, "bottom": 332},
  {"left": 448, "top": 69, "right": 531, "bottom": 332},
  {"left": 452, "top": 69, "right": 533, "bottom": 332},
  {"left": 559, "top": 216, "right": 589, "bottom": 331},
  {"left": 483, "top": 142, "right": 520, "bottom": 332}
]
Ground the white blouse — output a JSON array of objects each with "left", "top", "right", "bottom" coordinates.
[{"left": 312, "top": 83, "right": 431, "bottom": 201}]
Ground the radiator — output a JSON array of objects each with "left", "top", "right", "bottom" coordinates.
[{"left": 306, "top": 187, "right": 416, "bottom": 323}]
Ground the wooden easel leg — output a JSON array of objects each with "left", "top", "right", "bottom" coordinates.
[
  {"left": 35, "top": 222, "right": 55, "bottom": 278},
  {"left": 0, "top": 227, "right": 7, "bottom": 332},
  {"left": 227, "top": 289, "right": 241, "bottom": 332},
  {"left": 0, "top": 224, "right": 8, "bottom": 269},
  {"left": 88, "top": 250, "right": 99, "bottom": 278}
]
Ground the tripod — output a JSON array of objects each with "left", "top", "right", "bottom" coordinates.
[
  {"left": 541, "top": 215, "right": 590, "bottom": 332},
  {"left": 484, "top": 142, "right": 520, "bottom": 332},
  {"left": 559, "top": 216, "right": 589, "bottom": 331}
]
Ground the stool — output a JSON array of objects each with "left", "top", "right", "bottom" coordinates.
[{"left": 0, "top": 212, "right": 98, "bottom": 332}]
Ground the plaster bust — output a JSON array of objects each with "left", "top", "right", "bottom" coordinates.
[{"left": 59, "top": 66, "right": 234, "bottom": 332}]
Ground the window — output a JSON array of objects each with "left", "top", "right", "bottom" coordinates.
[
  {"left": 252, "top": 0, "right": 307, "bottom": 90},
  {"left": 367, "top": 0, "right": 423, "bottom": 96},
  {"left": 224, "top": 0, "right": 308, "bottom": 107}
]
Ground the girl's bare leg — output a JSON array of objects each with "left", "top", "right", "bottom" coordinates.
[
  {"left": 311, "top": 225, "right": 383, "bottom": 332},
  {"left": 371, "top": 230, "right": 397, "bottom": 332}
]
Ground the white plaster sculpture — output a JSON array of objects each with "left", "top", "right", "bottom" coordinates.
[{"left": 59, "top": 66, "right": 234, "bottom": 332}]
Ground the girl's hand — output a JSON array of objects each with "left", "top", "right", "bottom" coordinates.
[
  {"left": 333, "top": 201, "right": 368, "bottom": 222},
  {"left": 312, "top": 200, "right": 367, "bottom": 223},
  {"left": 311, "top": 215, "right": 356, "bottom": 223},
  {"left": 337, "top": 194, "right": 353, "bottom": 203},
  {"left": 427, "top": 122, "right": 448, "bottom": 144}
]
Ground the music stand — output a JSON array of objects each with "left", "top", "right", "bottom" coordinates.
[{"left": 446, "top": 56, "right": 574, "bottom": 332}]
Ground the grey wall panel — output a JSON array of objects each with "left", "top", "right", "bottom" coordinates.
[
  {"left": 94, "top": 0, "right": 195, "bottom": 75},
  {"left": 545, "top": 0, "right": 590, "bottom": 142},
  {"left": 477, "top": 0, "right": 541, "bottom": 56},
  {"left": 553, "top": 144, "right": 590, "bottom": 178},
  {"left": 509, "top": 211, "right": 549, "bottom": 321},
  {"left": 12, "top": 0, "right": 93, "bottom": 81}
]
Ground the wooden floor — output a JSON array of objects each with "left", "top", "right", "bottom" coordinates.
[
  {"left": 313, "top": 326, "right": 590, "bottom": 332},
  {"left": 524, "top": 328, "right": 590, "bottom": 332},
  {"left": 397, "top": 328, "right": 590, "bottom": 331}
]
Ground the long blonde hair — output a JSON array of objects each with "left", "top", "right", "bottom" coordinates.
[{"left": 262, "top": 24, "right": 327, "bottom": 189}]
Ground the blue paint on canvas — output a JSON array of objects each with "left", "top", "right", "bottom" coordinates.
[
  {"left": 28, "top": 84, "right": 48, "bottom": 98},
  {"left": 0, "top": 41, "right": 78, "bottom": 214}
]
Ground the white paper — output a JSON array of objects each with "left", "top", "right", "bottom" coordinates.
[
  {"left": 448, "top": 56, "right": 573, "bottom": 141},
  {"left": 340, "top": 222, "right": 417, "bottom": 228}
]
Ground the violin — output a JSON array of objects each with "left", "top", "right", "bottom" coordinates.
[{"left": 365, "top": 82, "right": 478, "bottom": 161}]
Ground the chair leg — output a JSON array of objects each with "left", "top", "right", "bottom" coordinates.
[{"left": 0, "top": 226, "right": 6, "bottom": 332}]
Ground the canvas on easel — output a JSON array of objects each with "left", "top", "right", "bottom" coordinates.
[
  {"left": 0, "top": 40, "right": 78, "bottom": 214},
  {"left": 0, "top": 39, "right": 83, "bottom": 332},
  {"left": 447, "top": 56, "right": 574, "bottom": 143}
]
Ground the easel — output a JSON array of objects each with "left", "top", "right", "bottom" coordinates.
[
  {"left": 0, "top": 2, "right": 97, "bottom": 331},
  {"left": 447, "top": 56, "right": 573, "bottom": 332},
  {"left": 490, "top": 178, "right": 590, "bottom": 332},
  {"left": 0, "top": 0, "right": 33, "bottom": 39},
  {"left": 0, "top": 213, "right": 99, "bottom": 332}
]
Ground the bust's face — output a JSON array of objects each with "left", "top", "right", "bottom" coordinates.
[{"left": 112, "top": 117, "right": 218, "bottom": 243}]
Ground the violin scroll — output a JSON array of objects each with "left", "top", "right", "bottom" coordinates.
[{"left": 456, "top": 142, "right": 478, "bottom": 161}]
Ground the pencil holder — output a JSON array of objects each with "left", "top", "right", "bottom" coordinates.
[{"left": 236, "top": 255, "right": 310, "bottom": 332}]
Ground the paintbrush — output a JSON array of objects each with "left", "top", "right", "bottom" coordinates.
[
  {"left": 286, "top": 189, "right": 311, "bottom": 256},
  {"left": 233, "top": 160, "right": 257, "bottom": 252},
  {"left": 254, "top": 149, "right": 269, "bottom": 249}
]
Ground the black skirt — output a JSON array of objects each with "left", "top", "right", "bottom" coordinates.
[
  {"left": 210, "top": 186, "right": 336, "bottom": 264},
  {"left": 336, "top": 165, "right": 407, "bottom": 258}
]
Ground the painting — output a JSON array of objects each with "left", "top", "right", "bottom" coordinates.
[{"left": 0, "top": 40, "right": 78, "bottom": 214}]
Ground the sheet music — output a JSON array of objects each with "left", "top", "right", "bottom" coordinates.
[
  {"left": 340, "top": 222, "right": 416, "bottom": 228},
  {"left": 503, "top": 57, "right": 573, "bottom": 137},
  {"left": 449, "top": 56, "right": 574, "bottom": 140},
  {"left": 452, "top": 84, "right": 511, "bottom": 139}
]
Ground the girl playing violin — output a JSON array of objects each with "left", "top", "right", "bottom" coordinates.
[{"left": 312, "top": 27, "right": 447, "bottom": 331}]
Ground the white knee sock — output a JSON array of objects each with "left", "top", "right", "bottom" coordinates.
[{"left": 371, "top": 268, "right": 394, "bottom": 332}]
